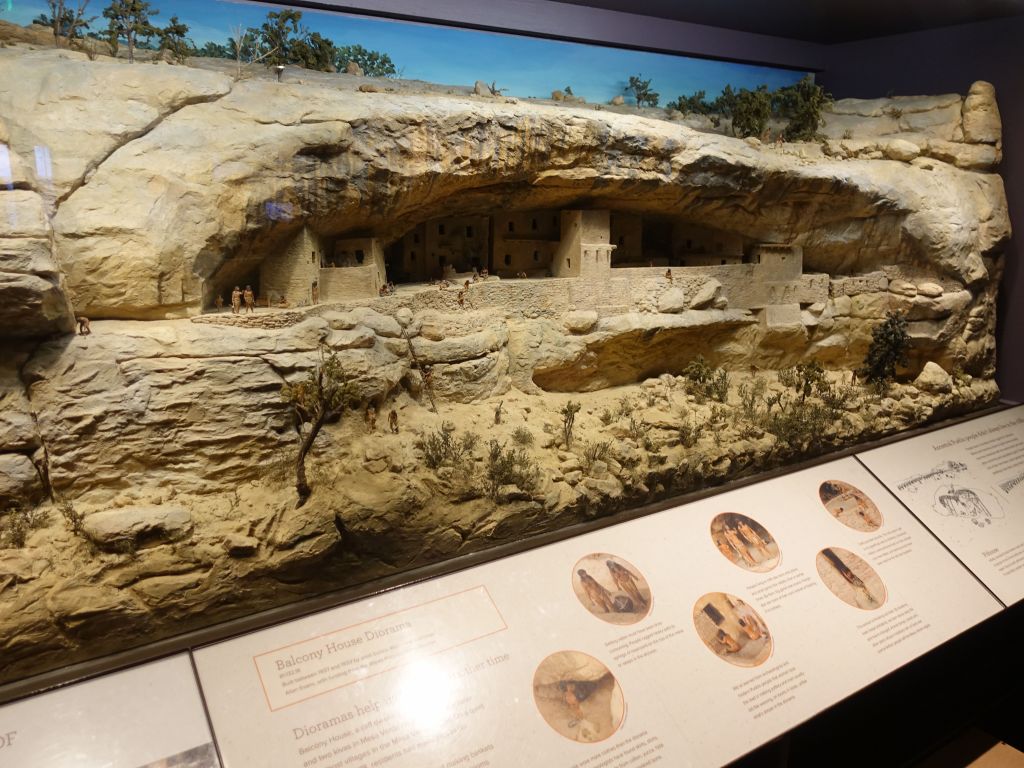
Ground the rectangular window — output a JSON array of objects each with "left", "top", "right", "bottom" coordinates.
[
  {"left": 531, "top": 218, "right": 537, "bottom": 231},
  {"left": 438, "top": 224, "right": 445, "bottom": 235},
  {"left": 466, "top": 226, "right": 473, "bottom": 238},
  {"left": 533, "top": 251, "right": 539, "bottom": 261},
  {"left": 413, "top": 233, "right": 420, "bottom": 244},
  {"left": 508, "top": 221, "right": 515, "bottom": 233},
  {"left": 504, "top": 254, "right": 512, "bottom": 266}
]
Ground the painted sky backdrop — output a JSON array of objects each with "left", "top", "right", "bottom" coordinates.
[{"left": 3, "top": 0, "right": 807, "bottom": 102}]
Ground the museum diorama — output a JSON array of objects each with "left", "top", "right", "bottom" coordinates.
[{"left": 0, "top": 0, "right": 1011, "bottom": 684}]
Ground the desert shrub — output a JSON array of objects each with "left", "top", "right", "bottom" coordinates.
[
  {"left": 646, "top": 392, "right": 658, "bottom": 407},
  {"left": 737, "top": 377, "right": 768, "bottom": 421},
  {"left": 581, "top": 440, "right": 612, "bottom": 472},
  {"left": 485, "top": 440, "right": 538, "bottom": 499},
  {"left": 58, "top": 497, "right": 85, "bottom": 536},
  {"left": 560, "top": 401, "right": 581, "bottom": 448},
  {"left": 682, "top": 356, "right": 729, "bottom": 403},
  {"left": 614, "top": 396, "right": 635, "bottom": 419},
  {"left": 625, "top": 74, "right": 659, "bottom": 107},
  {"left": 779, "top": 361, "right": 829, "bottom": 402},
  {"left": 419, "top": 421, "right": 477, "bottom": 469},
  {"left": 626, "top": 416, "right": 647, "bottom": 442},
  {"left": 511, "top": 426, "right": 534, "bottom": 446},
  {"left": 678, "top": 416, "right": 704, "bottom": 448},
  {"left": 0, "top": 506, "right": 49, "bottom": 549},
  {"left": 599, "top": 408, "right": 613, "bottom": 426},
  {"left": 861, "top": 312, "right": 910, "bottom": 388}
]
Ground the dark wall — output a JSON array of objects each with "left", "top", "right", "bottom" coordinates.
[{"left": 819, "top": 17, "right": 1023, "bottom": 403}]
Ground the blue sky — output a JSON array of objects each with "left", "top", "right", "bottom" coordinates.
[{"left": 4, "top": 0, "right": 807, "bottom": 102}]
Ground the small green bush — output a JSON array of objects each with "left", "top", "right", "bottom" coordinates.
[
  {"left": 0, "top": 506, "right": 48, "bottom": 549},
  {"left": 485, "top": 440, "right": 538, "bottom": 499},
  {"left": 861, "top": 312, "right": 911, "bottom": 388},
  {"left": 511, "top": 426, "right": 534, "bottom": 446}
]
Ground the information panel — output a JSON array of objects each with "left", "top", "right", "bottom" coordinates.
[
  {"left": 194, "top": 457, "right": 999, "bottom": 768},
  {"left": 0, "top": 654, "right": 219, "bottom": 767},
  {"left": 859, "top": 405, "right": 1024, "bottom": 606}
]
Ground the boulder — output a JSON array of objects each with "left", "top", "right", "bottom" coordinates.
[
  {"left": 82, "top": 505, "right": 192, "bottom": 549},
  {"left": 410, "top": 327, "right": 508, "bottom": 365},
  {"left": 914, "top": 361, "right": 953, "bottom": 394},
  {"left": 551, "top": 90, "right": 565, "bottom": 102},
  {"left": 223, "top": 533, "right": 259, "bottom": 557},
  {"left": 688, "top": 279, "right": 722, "bottom": 310},
  {"left": 926, "top": 139, "right": 1000, "bottom": 171},
  {"left": 473, "top": 80, "right": 491, "bottom": 96},
  {"left": 610, "top": 95, "right": 625, "bottom": 106},
  {"left": 564, "top": 310, "right": 598, "bottom": 333},
  {"left": 657, "top": 287, "right": 687, "bottom": 313},
  {"left": 917, "top": 282, "right": 944, "bottom": 298},
  {"left": 962, "top": 81, "right": 1001, "bottom": 144},
  {"left": 0, "top": 454, "right": 43, "bottom": 506},
  {"left": 344, "top": 60, "right": 364, "bottom": 77},
  {"left": 882, "top": 139, "right": 921, "bottom": 162},
  {"left": 326, "top": 326, "right": 376, "bottom": 350}
]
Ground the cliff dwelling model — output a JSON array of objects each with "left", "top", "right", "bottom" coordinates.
[{"left": 0, "top": 8, "right": 1011, "bottom": 684}]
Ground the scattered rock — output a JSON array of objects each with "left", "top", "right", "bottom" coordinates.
[
  {"left": 657, "top": 287, "right": 687, "bottom": 313},
  {"left": 82, "top": 505, "right": 192, "bottom": 550},
  {"left": 344, "top": 60, "right": 364, "bottom": 76},
  {"left": 688, "top": 279, "right": 722, "bottom": 310},
  {"left": 0, "top": 454, "right": 42, "bottom": 506},
  {"left": 914, "top": 362, "right": 953, "bottom": 394},
  {"left": 564, "top": 310, "right": 598, "bottom": 333},
  {"left": 223, "top": 533, "right": 259, "bottom": 558},
  {"left": 917, "top": 282, "right": 944, "bottom": 298},
  {"left": 883, "top": 139, "right": 921, "bottom": 162},
  {"left": 473, "top": 80, "right": 491, "bottom": 96},
  {"left": 610, "top": 95, "right": 624, "bottom": 106},
  {"left": 357, "top": 83, "right": 381, "bottom": 93},
  {"left": 551, "top": 90, "right": 565, "bottom": 102}
]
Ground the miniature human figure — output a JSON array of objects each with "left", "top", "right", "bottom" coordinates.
[
  {"left": 775, "top": 133, "right": 784, "bottom": 149},
  {"left": 365, "top": 404, "right": 377, "bottom": 432},
  {"left": 457, "top": 289, "right": 466, "bottom": 308},
  {"left": 242, "top": 285, "right": 256, "bottom": 313},
  {"left": 724, "top": 526, "right": 757, "bottom": 566},
  {"left": 665, "top": 268, "right": 673, "bottom": 283},
  {"left": 717, "top": 629, "right": 741, "bottom": 653},
  {"left": 472, "top": 267, "right": 479, "bottom": 282},
  {"left": 278, "top": 296, "right": 289, "bottom": 308},
  {"left": 76, "top": 316, "right": 91, "bottom": 336},
  {"left": 480, "top": 268, "right": 489, "bottom": 279},
  {"left": 606, "top": 560, "right": 648, "bottom": 609},
  {"left": 214, "top": 294, "right": 224, "bottom": 310},
  {"left": 388, "top": 409, "right": 399, "bottom": 434},
  {"left": 231, "top": 286, "right": 242, "bottom": 314},
  {"left": 311, "top": 280, "right": 319, "bottom": 305},
  {"left": 577, "top": 569, "right": 615, "bottom": 613},
  {"left": 559, "top": 681, "right": 585, "bottom": 722}
]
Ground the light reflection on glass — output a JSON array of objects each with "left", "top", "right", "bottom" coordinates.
[
  {"left": 34, "top": 145, "right": 53, "bottom": 181},
  {"left": 394, "top": 658, "right": 458, "bottom": 735},
  {"left": 0, "top": 144, "right": 11, "bottom": 190}
]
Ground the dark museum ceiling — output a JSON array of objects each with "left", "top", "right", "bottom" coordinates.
[{"left": 549, "top": 0, "right": 1024, "bottom": 43}]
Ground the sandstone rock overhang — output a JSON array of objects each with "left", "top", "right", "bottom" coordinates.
[{"left": 0, "top": 49, "right": 1009, "bottom": 322}]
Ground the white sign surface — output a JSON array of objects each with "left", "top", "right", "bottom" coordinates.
[
  {"left": 859, "top": 405, "right": 1024, "bottom": 605},
  {"left": 194, "top": 457, "right": 999, "bottom": 768},
  {"left": 0, "top": 654, "right": 219, "bottom": 768}
]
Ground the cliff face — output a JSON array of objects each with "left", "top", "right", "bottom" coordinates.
[
  {"left": 0, "top": 49, "right": 1009, "bottom": 324},
  {"left": 0, "top": 46, "right": 1012, "bottom": 683}
]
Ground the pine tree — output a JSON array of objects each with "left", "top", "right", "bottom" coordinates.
[
  {"left": 103, "top": 0, "right": 158, "bottom": 63},
  {"left": 861, "top": 311, "right": 911, "bottom": 387},
  {"left": 157, "top": 14, "right": 189, "bottom": 63}
]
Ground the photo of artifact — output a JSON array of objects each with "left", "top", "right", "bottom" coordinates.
[
  {"left": 819, "top": 481, "right": 884, "bottom": 532},
  {"left": 710, "top": 513, "right": 780, "bottom": 572},
  {"left": 135, "top": 743, "right": 220, "bottom": 768},
  {"left": 571, "top": 553, "right": 652, "bottom": 624},
  {"left": 532, "top": 651, "right": 625, "bottom": 743},
  {"left": 0, "top": 0, "right": 1009, "bottom": 687},
  {"left": 692, "top": 593, "right": 772, "bottom": 667},
  {"left": 816, "top": 548, "right": 887, "bottom": 610}
]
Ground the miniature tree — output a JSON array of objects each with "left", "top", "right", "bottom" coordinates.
[
  {"left": 860, "top": 311, "right": 910, "bottom": 388},
  {"left": 730, "top": 85, "right": 772, "bottom": 138},
  {"left": 157, "top": 15, "right": 190, "bottom": 63},
  {"left": 773, "top": 75, "right": 832, "bottom": 141},
  {"left": 281, "top": 346, "right": 354, "bottom": 508},
  {"left": 667, "top": 90, "right": 711, "bottom": 116},
  {"left": 625, "top": 74, "right": 659, "bottom": 107},
  {"left": 293, "top": 30, "right": 336, "bottom": 72},
  {"left": 103, "top": 0, "right": 158, "bottom": 63},
  {"left": 560, "top": 400, "right": 581, "bottom": 449},
  {"left": 41, "top": 1, "right": 94, "bottom": 49},
  {"left": 334, "top": 44, "right": 397, "bottom": 77},
  {"left": 256, "top": 8, "right": 302, "bottom": 67}
]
